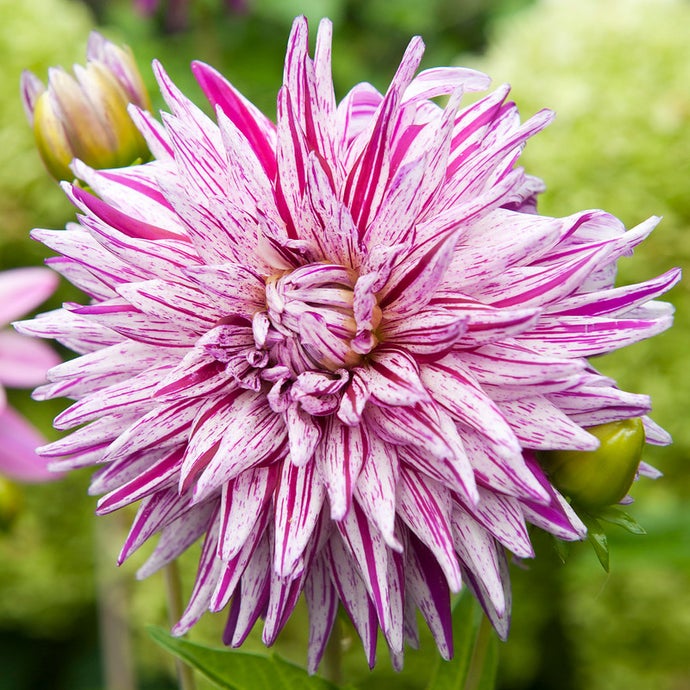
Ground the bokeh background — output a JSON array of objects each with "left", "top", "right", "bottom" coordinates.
[{"left": 1, "top": 0, "right": 688, "bottom": 688}]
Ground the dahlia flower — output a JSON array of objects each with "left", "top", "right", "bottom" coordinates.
[
  {"left": 0, "top": 268, "right": 59, "bottom": 482},
  {"left": 18, "top": 17, "right": 678, "bottom": 671}
]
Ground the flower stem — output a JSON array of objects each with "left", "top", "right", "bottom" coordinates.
[
  {"left": 95, "top": 515, "right": 137, "bottom": 690},
  {"left": 322, "top": 617, "right": 343, "bottom": 686},
  {"left": 164, "top": 560, "right": 197, "bottom": 690},
  {"left": 464, "top": 612, "right": 493, "bottom": 690}
]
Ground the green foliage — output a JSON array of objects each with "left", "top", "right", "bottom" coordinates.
[
  {"left": 149, "top": 626, "right": 340, "bottom": 690},
  {"left": 597, "top": 507, "right": 646, "bottom": 536}
]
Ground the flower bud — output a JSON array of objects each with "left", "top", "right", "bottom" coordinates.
[
  {"left": 538, "top": 418, "right": 646, "bottom": 509},
  {"left": 20, "top": 32, "right": 152, "bottom": 181}
]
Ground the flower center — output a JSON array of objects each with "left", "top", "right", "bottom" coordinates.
[{"left": 264, "top": 263, "right": 370, "bottom": 374}]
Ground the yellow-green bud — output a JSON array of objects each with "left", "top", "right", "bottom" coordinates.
[
  {"left": 21, "top": 32, "right": 151, "bottom": 181},
  {"left": 538, "top": 418, "right": 646, "bottom": 509}
]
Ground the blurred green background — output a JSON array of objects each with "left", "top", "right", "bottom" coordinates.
[{"left": 0, "top": 0, "right": 688, "bottom": 688}]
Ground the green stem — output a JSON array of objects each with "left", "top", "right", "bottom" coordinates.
[
  {"left": 164, "top": 561, "right": 197, "bottom": 690},
  {"left": 464, "top": 612, "right": 492, "bottom": 690},
  {"left": 95, "top": 515, "right": 137, "bottom": 690},
  {"left": 322, "top": 617, "right": 343, "bottom": 686}
]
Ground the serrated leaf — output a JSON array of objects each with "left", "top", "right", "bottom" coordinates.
[
  {"left": 597, "top": 506, "right": 647, "bottom": 535},
  {"left": 148, "top": 626, "right": 339, "bottom": 690},
  {"left": 425, "top": 590, "right": 499, "bottom": 690},
  {"left": 581, "top": 514, "right": 609, "bottom": 572}
]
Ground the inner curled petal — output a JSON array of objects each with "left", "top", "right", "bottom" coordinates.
[{"left": 264, "top": 263, "right": 379, "bottom": 373}]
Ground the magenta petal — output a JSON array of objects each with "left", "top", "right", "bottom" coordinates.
[
  {"left": 304, "top": 554, "right": 339, "bottom": 674},
  {"left": 273, "top": 458, "right": 325, "bottom": 578},
  {"left": 406, "top": 534, "right": 454, "bottom": 658},
  {"left": 335, "top": 502, "right": 404, "bottom": 654},
  {"left": 396, "top": 467, "right": 462, "bottom": 591},
  {"left": 0, "top": 406, "right": 59, "bottom": 482},
  {"left": 0, "top": 268, "right": 58, "bottom": 326},
  {"left": 0, "top": 331, "right": 60, "bottom": 388}
]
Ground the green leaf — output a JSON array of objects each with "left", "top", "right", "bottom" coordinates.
[
  {"left": 597, "top": 506, "right": 647, "bottom": 535},
  {"left": 425, "top": 590, "right": 499, "bottom": 690},
  {"left": 551, "top": 535, "right": 571, "bottom": 564},
  {"left": 581, "top": 513, "right": 610, "bottom": 572},
  {"left": 148, "top": 626, "right": 339, "bottom": 690}
]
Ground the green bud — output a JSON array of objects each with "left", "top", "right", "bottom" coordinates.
[
  {"left": 21, "top": 32, "right": 151, "bottom": 181},
  {"left": 538, "top": 418, "right": 646, "bottom": 509}
]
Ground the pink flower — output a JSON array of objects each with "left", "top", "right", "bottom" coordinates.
[
  {"left": 18, "top": 17, "right": 678, "bottom": 671},
  {"left": 0, "top": 268, "right": 60, "bottom": 482}
]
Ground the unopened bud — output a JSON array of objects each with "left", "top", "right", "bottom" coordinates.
[
  {"left": 21, "top": 32, "right": 151, "bottom": 181},
  {"left": 538, "top": 418, "right": 646, "bottom": 509}
]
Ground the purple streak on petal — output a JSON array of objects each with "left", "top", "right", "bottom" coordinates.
[
  {"left": 454, "top": 488, "right": 533, "bottom": 558},
  {"left": 553, "top": 268, "right": 680, "bottom": 317},
  {"left": 451, "top": 508, "right": 509, "bottom": 633},
  {"left": 274, "top": 457, "right": 325, "bottom": 578},
  {"left": 344, "top": 36, "right": 425, "bottom": 235},
  {"left": 70, "top": 185, "right": 182, "bottom": 241},
  {"left": 218, "top": 465, "right": 279, "bottom": 561},
  {"left": 128, "top": 105, "right": 174, "bottom": 159},
  {"left": 382, "top": 308, "right": 468, "bottom": 357},
  {"left": 96, "top": 446, "right": 183, "bottom": 514},
  {"left": 336, "top": 500, "right": 404, "bottom": 652},
  {"left": 55, "top": 364, "right": 169, "bottom": 430},
  {"left": 315, "top": 416, "right": 365, "bottom": 520},
  {"left": 336, "top": 373, "right": 370, "bottom": 426},
  {"left": 305, "top": 553, "right": 339, "bottom": 674},
  {"left": 354, "top": 425, "right": 401, "bottom": 550},
  {"left": 461, "top": 428, "right": 549, "bottom": 503},
  {"left": 262, "top": 575, "right": 307, "bottom": 648},
  {"left": 139, "top": 500, "right": 216, "bottom": 580},
  {"left": 99, "top": 398, "right": 201, "bottom": 467},
  {"left": 172, "top": 513, "right": 224, "bottom": 634},
  {"left": 397, "top": 466, "right": 462, "bottom": 591},
  {"left": 519, "top": 453, "right": 587, "bottom": 541},
  {"left": 459, "top": 340, "right": 584, "bottom": 388},
  {"left": 118, "top": 487, "right": 197, "bottom": 564},
  {"left": 224, "top": 543, "right": 271, "bottom": 645},
  {"left": 406, "top": 534, "right": 454, "bottom": 659},
  {"left": 20, "top": 69, "right": 45, "bottom": 124},
  {"left": 642, "top": 416, "right": 672, "bottom": 446},
  {"left": 189, "top": 393, "right": 286, "bottom": 500},
  {"left": 72, "top": 161, "right": 182, "bottom": 235},
  {"left": 498, "top": 395, "right": 599, "bottom": 451},
  {"left": 38, "top": 411, "right": 141, "bottom": 459},
  {"left": 326, "top": 532, "right": 378, "bottom": 668},
  {"left": 192, "top": 61, "right": 277, "bottom": 180},
  {"left": 211, "top": 511, "right": 270, "bottom": 613},
  {"left": 357, "top": 347, "right": 429, "bottom": 407},
  {"left": 421, "top": 358, "right": 521, "bottom": 462},
  {"left": 365, "top": 401, "right": 454, "bottom": 461},
  {"left": 285, "top": 402, "right": 321, "bottom": 466}
]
